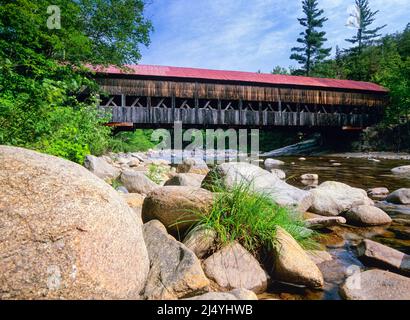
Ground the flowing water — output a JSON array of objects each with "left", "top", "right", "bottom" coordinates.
[{"left": 259, "top": 155, "right": 410, "bottom": 300}]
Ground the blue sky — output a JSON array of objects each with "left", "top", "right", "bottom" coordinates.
[{"left": 140, "top": 0, "right": 409, "bottom": 73}]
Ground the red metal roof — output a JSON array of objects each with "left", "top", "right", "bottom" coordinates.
[{"left": 91, "top": 64, "right": 388, "bottom": 93}]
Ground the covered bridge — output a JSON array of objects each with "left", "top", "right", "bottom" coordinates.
[{"left": 93, "top": 65, "right": 388, "bottom": 129}]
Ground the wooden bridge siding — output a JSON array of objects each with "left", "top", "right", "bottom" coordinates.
[{"left": 104, "top": 106, "right": 373, "bottom": 128}]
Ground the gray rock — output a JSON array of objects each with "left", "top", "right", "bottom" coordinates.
[
  {"left": 142, "top": 186, "right": 214, "bottom": 235},
  {"left": 202, "top": 162, "right": 313, "bottom": 212},
  {"left": 120, "top": 170, "right": 159, "bottom": 195},
  {"left": 357, "top": 239, "right": 410, "bottom": 275},
  {"left": 142, "top": 220, "right": 210, "bottom": 300},
  {"left": 203, "top": 242, "right": 268, "bottom": 294},
  {"left": 184, "top": 289, "right": 258, "bottom": 300},
  {"left": 367, "top": 187, "right": 390, "bottom": 200},
  {"left": 386, "top": 188, "right": 410, "bottom": 205},
  {"left": 301, "top": 174, "right": 319, "bottom": 181},
  {"left": 270, "top": 227, "right": 324, "bottom": 289},
  {"left": 391, "top": 165, "right": 410, "bottom": 176},
  {"left": 0, "top": 146, "right": 149, "bottom": 300},
  {"left": 264, "top": 158, "right": 285, "bottom": 171},
  {"left": 165, "top": 173, "right": 205, "bottom": 187},
  {"left": 183, "top": 227, "right": 217, "bottom": 259},
  {"left": 84, "top": 155, "right": 121, "bottom": 181},
  {"left": 309, "top": 181, "right": 374, "bottom": 216},
  {"left": 177, "top": 158, "right": 210, "bottom": 175},
  {"left": 345, "top": 205, "right": 392, "bottom": 226},
  {"left": 271, "top": 169, "right": 286, "bottom": 180},
  {"left": 340, "top": 270, "right": 410, "bottom": 300},
  {"left": 305, "top": 216, "right": 347, "bottom": 229},
  {"left": 306, "top": 251, "right": 333, "bottom": 265}
]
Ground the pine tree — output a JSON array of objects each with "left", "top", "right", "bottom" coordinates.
[
  {"left": 290, "top": 0, "right": 331, "bottom": 76},
  {"left": 346, "top": 0, "right": 387, "bottom": 53}
]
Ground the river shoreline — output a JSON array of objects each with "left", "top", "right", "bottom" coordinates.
[{"left": 326, "top": 152, "right": 410, "bottom": 161}]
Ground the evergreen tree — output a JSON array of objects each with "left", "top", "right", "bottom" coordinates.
[
  {"left": 346, "top": 0, "right": 387, "bottom": 53},
  {"left": 290, "top": 0, "right": 331, "bottom": 76}
]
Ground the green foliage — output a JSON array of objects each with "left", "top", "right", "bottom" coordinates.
[
  {"left": 0, "top": 0, "right": 152, "bottom": 163},
  {"left": 290, "top": 0, "right": 332, "bottom": 76},
  {"left": 192, "top": 182, "right": 317, "bottom": 254},
  {"left": 345, "top": 0, "right": 386, "bottom": 52},
  {"left": 108, "top": 130, "right": 155, "bottom": 153},
  {"left": 146, "top": 164, "right": 170, "bottom": 184}
]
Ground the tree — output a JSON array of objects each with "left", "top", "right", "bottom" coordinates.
[
  {"left": 271, "top": 65, "right": 290, "bottom": 75},
  {"left": 0, "top": 0, "right": 152, "bottom": 163},
  {"left": 345, "top": 0, "right": 386, "bottom": 53},
  {"left": 290, "top": 0, "right": 331, "bottom": 76}
]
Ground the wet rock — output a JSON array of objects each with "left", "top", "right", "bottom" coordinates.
[
  {"left": 183, "top": 227, "right": 217, "bottom": 259},
  {"left": 340, "top": 270, "right": 410, "bottom": 300},
  {"left": 177, "top": 158, "right": 210, "bottom": 175},
  {"left": 270, "top": 227, "right": 324, "bottom": 289},
  {"left": 391, "top": 165, "right": 410, "bottom": 176},
  {"left": 184, "top": 289, "right": 258, "bottom": 301},
  {"left": 357, "top": 239, "right": 410, "bottom": 275},
  {"left": 345, "top": 205, "right": 392, "bottom": 226},
  {"left": 84, "top": 155, "right": 121, "bottom": 181},
  {"left": 306, "top": 251, "right": 333, "bottom": 265},
  {"left": 142, "top": 187, "right": 214, "bottom": 235},
  {"left": 299, "top": 157, "right": 307, "bottom": 161},
  {"left": 305, "top": 216, "right": 347, "bottom": 229},
  {"left": 120, "top": 170, "right": 159, "bottom": 195},
  {"left": 264, "top": 159, "right": 285, "bottom": 171},
  {"left": 165, "top": 173, "right": 205, "bottom": 188},
  {"left": 203, "top": 242, "right": 268, "bottom": 294},
  {"left": 367, "top": 187, "right": 389, "bottom": 200},
  {"left": 301, "top": 174, "right": 319, "bottom": 181},
  {"left": 271, "top": 169, "right": 286, "bottom": 180},
  {"left": 143, "top": 220, "right": 210, "bottom": 300},
  {"left": 309, "top": 181, "right": 374, "bottom": 216},
  {"left": 0, "top": 146, "right": 149, "bottom": 299},
  {"left": 386, "top": 188, "right": 410, "bottom": 205},
  {"left": 202, "top": 162, "right": 313, "bottom": 212}
]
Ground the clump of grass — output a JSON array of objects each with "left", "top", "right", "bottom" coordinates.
[
  {"left": 192, "top": 182, "right": 317, "bottom": 255},
  {"left": 146, "top": 164, "right": 170, "bottom": 184}
]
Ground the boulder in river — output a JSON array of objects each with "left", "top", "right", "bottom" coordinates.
[
  {"left": 184, "top": 289, "right": 258, "bottom": 301},
  {"left": 264, "top": 158, "right": 285, "bottom": 171},
  {"left": 357, "top": 239, "right": 410, "bottom": 276},
  {"left": 391, "top": 165, "right": 410, "bottom": 176},
  {"left": 203, "top": 242, "right": 268, "bottom": 294},
  {"left": 301, "top": 174, "right": 319, "bottom": 181},
  {"left": 142, "top": 186, "right": 214, "bottom": 235},
  {"left": 120, "top": 170, "right": 159, "bottom": 195},
  {"left": 367, "top": 187, "right": 390, "bottom": 200},
  {"left": 345, "top": 205, "right": 392, "bottom": 226},
  {"left": 304, "top": 216, "right": 347, "bottom": 229},
  {"left": 165, "top": 173, "right": 205, "bottom": 187},
  {"left": 340, "top": 269, "right": 410, "bottom": 300},
  {"left": 270, "top": 227, "right": 324, "bottom": 289},
  {"left": 0, "top": 146, "right": 149, "bottom": 300},
  {"left": 202, "top": 162, "right": 313, "bottom": 212},
  {"left": 84, "top": 155, "right": 121, "bottom": 181},
  {"left": 309, "top": 181, "right": 374, "bottom": 216},
  {"left": 143, "top": 220, "right": 210, "bottom": 300},
  {"left": 270, "top": 169, "right": 286, "bottom": 180},
  {"left": 385, "top": 188, "right": 410, "bottom": 205}
]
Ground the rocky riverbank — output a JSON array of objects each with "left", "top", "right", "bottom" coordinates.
[{"left": 1, "top": 146, "right": 410, "bottom": 300}]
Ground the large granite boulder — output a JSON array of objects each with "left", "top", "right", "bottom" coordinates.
[
  {"left": 120, "top": 170, "right": 159, "bottom": 195},
  {"left": 391, "top": 165, "right": 410, "bottom": 176},
  {"left": 142, "top": 220, "right": 210, "bottom": 300},
  {"left": 142, "top": 187, "right": 214, "bottom": 235},
  {"left": 270, "top": 227, "right": 324, "bottom": 289},
  {"left": 340, "top": 270, "right": 410, "bottom": 300},
  {"left": 0, "top": 146, "right": 149, "bottom": 300},
  {"left": 84, "top": 155, "right": 121, "bottom": 181},
  {"left": 183, "top": 227, "right": 218, "bottom": 259},
  {"left": 309, "top": 181, "right": 374, "bottom": 216},
  {"left": 345, "top": 205, "right": 392, "bottom": 226},
  {"left": 357, "top": 240, "right": 410, "bottom": 275},
  {"left": 264, "top": 159, "right": 285, "bottom": 171},
  {"left": 385, "top": 188, "right": 410, "bottom": 205},
  {"left": 177, "top": 158, "right": 210, "bottom": 175},
  {"left": 203, "top": 242, "right": 268, "bottom": 294},
  {"left": 202, "top": 162, "right": 312, "bottom": 212}
]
